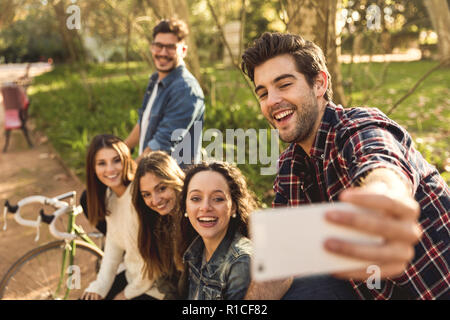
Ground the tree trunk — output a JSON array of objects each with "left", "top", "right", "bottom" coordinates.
[
  {"left": 425, "top": 0, "right": 450, "bottom": 65},
  {"left": 0, "top": 1, "right": 17, "bottom": 30},
  {"left": 284, "top": 0, "right": 347, "bottom": 106},
  {"left": 51, "top": 0, "right": 86, "bottom": 63},
  {"left": 173, "top": 0, "right": 202, "bottom": 82}
]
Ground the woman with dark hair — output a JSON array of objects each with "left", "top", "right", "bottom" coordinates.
[
  {"left": 131, "top": 151, "right": 186, "bottom": 299},
  {"left": 177, "top": 161, "right": 260, "bottom": 300},
  {"left": 81, "top": 134, "right": 164, "bottom": 300}
]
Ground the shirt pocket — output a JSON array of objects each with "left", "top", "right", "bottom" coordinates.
[
  {"left": 203, "top": 284, "right": 223, "bottom": 300},
  {"left": 421, "top": 217, "right": 445, "bottom": 246}
]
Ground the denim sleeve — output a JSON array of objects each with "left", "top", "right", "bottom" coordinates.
[
  {"left": 224, "top": 254, "right": 251, "bottom": 300},
  {"left": 147, "top": 84, "right": 204, "bottom": 152}
]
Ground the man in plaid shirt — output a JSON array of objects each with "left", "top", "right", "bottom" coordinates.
[{"left": 241, "top": 32, "right": 449, "bottom": 299}]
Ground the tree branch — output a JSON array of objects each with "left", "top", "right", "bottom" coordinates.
[
  {"left": 125, "top": 16, "right": 140, "bottom": 91},
  {"left": 206, "top": 0, "right": 259, "bottom": 104},
  {"left": 238, "top": 0, "right": 247, "bottom": 60},
  {"left": 387, "top": 59, "right": 448, "bottom": 115}
]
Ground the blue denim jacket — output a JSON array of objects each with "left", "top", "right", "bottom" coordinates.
[
  {"left": 183, "top": 228, "right": 252, "bottom": 300},
  {"left": 138, "top": 63, "right": 205, "bottom": 166}
]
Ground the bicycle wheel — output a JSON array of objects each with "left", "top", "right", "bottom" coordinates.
[{"left": 0, "top": 240, "right": 103, "bottom": 300}]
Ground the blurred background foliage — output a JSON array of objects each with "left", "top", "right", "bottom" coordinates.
[{"left": 1, "top": 0, "right": 449, "bottom": 206}]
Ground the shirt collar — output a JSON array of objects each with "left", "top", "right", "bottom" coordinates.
[
  {"left": 183, "top": 235, "right": 203, "bottom": 265},
  {"left": 151, "top": 63, "right": 186, "bottom": 88},
  {"left": 183, "top": 227, "right": 236, "bottom": 274}
]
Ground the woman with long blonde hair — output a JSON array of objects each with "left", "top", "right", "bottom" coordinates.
[{"left": 131, "top": 151, "right": 186, "bottom": 298}]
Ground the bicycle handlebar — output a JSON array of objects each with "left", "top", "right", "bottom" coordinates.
[
  {"left": 39, "top": 209, "right": 55, "bottom": 224},
  {"left": 48, "top": 205, "right": 78, "bottom": 241},
  {"left": 4, "top": 200, "right": 18, "bottom": 213},
  {"left": 54, "top": 191, "right": 76, "bottom": 202},
  {"left": 15, "top": 196, "right": 67, "bottom": 227},
  {"left": 3, "top": 192, "right": 80, "bottom": 241}
]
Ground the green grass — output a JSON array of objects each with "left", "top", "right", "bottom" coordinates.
[
  {"left": 29, "top": 60, "right": 450, "bottom": 206},
  {"left": 29, "top": 63, "right": 147, "bottom": 176},
  {"left": 341, "top": 60, "right": 450, "bottom": 181}
]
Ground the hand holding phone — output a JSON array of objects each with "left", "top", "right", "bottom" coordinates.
[{"left": 250, "top": 202, "right": 383, "bottom": 281}]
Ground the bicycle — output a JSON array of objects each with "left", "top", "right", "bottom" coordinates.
[{"left": 0, "top": 191, "right": 104, "bottom": 300}]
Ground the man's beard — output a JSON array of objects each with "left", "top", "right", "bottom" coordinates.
[
  {"left": 156, "top": 65, "right": 176, "bottom": 73},
  {"left": 276, "top": 93, "right": 319, "bottom": 144},
  {"left": 154, "top": 55, "right": 177, "bottom": 73}
]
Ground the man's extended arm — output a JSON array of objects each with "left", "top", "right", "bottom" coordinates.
[
  {"left": 324, "top": 167, "right": 421, "bottom": 280},
  {"left": 244, "top": 277, "right": 293, "bottom": 300},
  {"left": 125, "top": 123, "right": 152, "bottom": 164},
  {"left": 323, "top": 121, "right": 423, "bottom": 283},
  {"left": 124, "top": 123, "right": 140, "bottom": 150},
  {"left": 135, "top": 146, "right": 152, "bottom": 165}
]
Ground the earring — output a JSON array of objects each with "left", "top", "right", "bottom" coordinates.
[
  {"left": 184, "top": 212, "right": 188, "bottom": 218},
  {"left": 232, "top": 212, "right": 237, "bottom": 218}
]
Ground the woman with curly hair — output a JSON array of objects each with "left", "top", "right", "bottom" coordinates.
[{"left": 178, "top": 161, "right": 260, "bottom": 300}]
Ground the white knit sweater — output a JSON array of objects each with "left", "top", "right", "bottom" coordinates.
[{"left": 85, "top": 184, "right": 165, "bottom": 299}]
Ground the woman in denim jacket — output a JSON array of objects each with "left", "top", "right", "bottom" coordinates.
[{"left": 177, "top": 161, "right": 259, "bottom": 300}]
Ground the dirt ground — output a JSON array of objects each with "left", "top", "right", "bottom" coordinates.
[{"left": 0, "top": 64, "right": 95, "bottom": 283}]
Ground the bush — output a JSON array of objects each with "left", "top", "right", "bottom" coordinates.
[{"left": 29, "top": 61, "right": 450, "bottom": 206}]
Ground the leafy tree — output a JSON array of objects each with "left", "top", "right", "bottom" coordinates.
[
  {"left": 276, "top": 0, "right": 347, "bottom": 105},
  {"left": 425, "top": 0, "right": 450, "bottom": 65},
  {"left": 0, "top": 4, "right": 66, "bottom": 62}
]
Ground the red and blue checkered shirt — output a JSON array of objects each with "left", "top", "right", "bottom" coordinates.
[{"left": 273, "top": 103, "right": 450, "bottom": 300}]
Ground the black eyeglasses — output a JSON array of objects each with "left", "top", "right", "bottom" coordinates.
[{"left": 151, "top": 42, "right": 178, "bottom": 53}]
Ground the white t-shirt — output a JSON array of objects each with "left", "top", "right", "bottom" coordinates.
[
  {"left": 139, "top": 84, "right": 158, "bottom": 155},
  {"left": 85, "top": 184, "right": 165, "bottom": 299}
]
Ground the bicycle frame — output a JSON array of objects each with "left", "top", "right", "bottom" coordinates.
[
  {"left": 3, "top": 191, "right": 103, "bottom": 300},
  {"left": 55, "top": 194, "right": 101, "bottom": 299},
  {"left": 55, "top": 208, "right": 85, "bottom": 300}
]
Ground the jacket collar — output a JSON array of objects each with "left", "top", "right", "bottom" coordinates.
[
  {"left": 150, "top": 63, "right": 186, "bottom": 88},
  {"left": 183, "top": 227, "right": 236, "bottom": 275}
]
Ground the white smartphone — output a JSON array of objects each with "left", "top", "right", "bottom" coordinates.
[{"left": 249, "top": 202, "right": 383, "bottom": 281}]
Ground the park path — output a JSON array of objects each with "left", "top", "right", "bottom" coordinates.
[
  {"left": 0, "top": 63, "right": 94, "bottom": 283},
  {"left": 0, "top": 52, "right": 428, "bottom": 294}
]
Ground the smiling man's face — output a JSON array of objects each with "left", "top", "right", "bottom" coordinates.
[
  {"left": 254, "top": 54, "right": 320, "bottom": 145},
  {"left": 151, "top": 32, "right": 187, "bottom": 79}
]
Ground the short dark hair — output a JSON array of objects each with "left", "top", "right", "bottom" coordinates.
[
  {"left": 241, "top": 32, "right": 332, "bottom": 101},
  {"left": 153, "top": 18, "right": 189, "bottom": 41}
]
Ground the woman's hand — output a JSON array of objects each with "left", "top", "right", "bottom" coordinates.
[
  {"left": 81, "top": 291, "right": 103, "bottom": 300},
  {"left": 113, "top": 291, "right": 127, "bottom": 300}
]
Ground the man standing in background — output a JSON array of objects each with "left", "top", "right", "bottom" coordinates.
[{"left": 125, "top": 18, "right": 204, "bottom": 167}]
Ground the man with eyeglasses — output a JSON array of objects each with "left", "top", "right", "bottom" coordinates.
[
  {"left": 80, "top": 19, "right": 204, "bottom": 299},
  {"left": 125, "top": 18, "right": 204, "bottom": 167}
]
